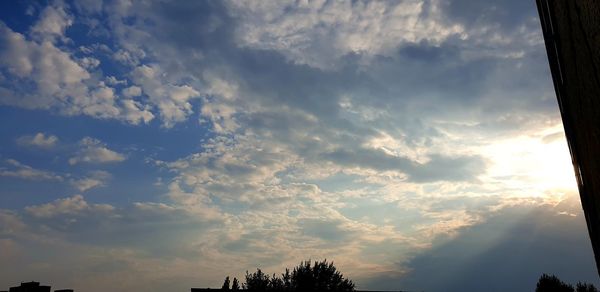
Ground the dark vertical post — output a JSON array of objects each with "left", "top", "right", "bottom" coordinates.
[{"left": 536, "top": 0, "right": 600, "bottom": 277}]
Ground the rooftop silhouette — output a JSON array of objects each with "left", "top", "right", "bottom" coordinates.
[{"left": 1, "top": 282, "right": 72, "bottom": 292}]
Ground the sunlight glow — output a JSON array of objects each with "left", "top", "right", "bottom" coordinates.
[{"left": 483, "top": 125, "right": 578, "bottom": 197}]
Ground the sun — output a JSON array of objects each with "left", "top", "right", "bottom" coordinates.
[{"left": 482, "top": 125, "right": 578, "bottom": 197}]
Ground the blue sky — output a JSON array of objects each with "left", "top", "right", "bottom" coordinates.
[{"left": 0, "top": 1, "right": 597, "bottom": 291}]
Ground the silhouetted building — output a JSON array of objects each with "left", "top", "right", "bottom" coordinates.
[
  {"left": 8, "top": 282, "right": 50, "bottom": 292},
  {"left": 536, "top": 0, "right": 600, "bottom": 277}
]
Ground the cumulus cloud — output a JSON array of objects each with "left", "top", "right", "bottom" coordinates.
[
  {"left": 120, "top": 98, "right": 154, "bottom": 125},
  {"left": 16, "top": 132, "right": 59, "bottom": 148},
  {"left": 122, "top": 85, "right": 141, "bottom": 97},
  {"left": 25, "top": 194, "right": 114, "bottom": 218},
  {"left": 30, "top": 3, "right": 73, "bottom": 42},
  {"left": 68, "top": 137, "right": 126, "bottom": 165},
  {"left": 0, "top": 159, "right": 63, "bottom": 181},
  {"left": 0, "top": 4, "right": 156, "bottom": 125},
  {"left": 130, "top": 64, "right": 200, "bottom": 127},
  {"left": 70, "top": 170, "right": 111, "bottom": 192},
  {"left": 0, "top": 21, "right": 124, "bottom": 119}
]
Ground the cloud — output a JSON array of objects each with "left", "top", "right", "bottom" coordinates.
[
  {"left": 0, "top": 209, "right": 27, "bottom": 235},
  {"left": 0, "top": 159, "right": 63, "bottom": 181},
  {"left": 16, "top": 132, "right": 59, "bottom": 148},
  {"left": 299, "top": 218, "right": 354, "bottom": 242},
  {"left": 363, "top": 194, "right": 598, "bottom": 291},
  {"left": 68, "top": 137, "right": 126, "bottom": 165},
  {"left": 130, "top": 64, "right": 200, "bottom": 127},
  {"left": 0, "top": 4, "right": 155, "bottom": 125},
  {"left": 322, "top": 148, "right": 486, "bottom": 182},
  {"left": 122, "top": 85, "right": 141, "bottom": 97},
  {"left": 0, "top": 21, "right": 124, "bottom": 120},
  {"left": 70, "top": 170, "right": 111, "bottom": 192},
  {"left": 120, "top": 99, "right": 155, "bottom": 125},
  {"left": 0, "top": 194, "right": 231, "bottom": 292},
  {"left": 30, "top": 3, "right": 73, "bottom": 42},
  {"left": 25, "top": 194, "right": 114, "bottom": 218},
  {"left": 227, "top": 0, "right": 464, "bottom": 69},
  {"left": 0, "top": 1, "right": 585, "bottom": 290},
  {"left": 542, "top": 131, "right": 565, "bottom": 144}
]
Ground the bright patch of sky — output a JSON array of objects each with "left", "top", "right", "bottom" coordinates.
[{"left": 0, "top": 1, "right": 596, "bottom": 291}]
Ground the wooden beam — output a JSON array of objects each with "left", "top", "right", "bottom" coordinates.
[{"left": 536, "top": 0, "right": 600, "bottom": 277}]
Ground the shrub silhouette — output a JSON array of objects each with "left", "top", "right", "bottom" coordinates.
[{"left": 239, "top": 259, "right": 355, "bottom": 291}]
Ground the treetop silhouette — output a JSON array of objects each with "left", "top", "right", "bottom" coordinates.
[{"left": 222, "top": 259, "right": 355, "bottom": 291}]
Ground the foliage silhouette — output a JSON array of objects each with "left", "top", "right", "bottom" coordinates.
[
  {"left": 290, "top": 260, "right": 354, "bottom": 291},
  {"left": 222, "top": 276, "right": 231, "bottom": 290},
  {"left": 244, "top": 268, "right": 270, "bottom": 291},
  {"left": 536, "top": 274, "right": 574, "bottom": 292},
  {"left": 236, "top": 259, "right": 355, "bottom": 291},
  {"left": 535, "top": 274, "right": 598, "bottom": 292},
  {"left": 577, "top": 282, "right": 599, "bottom": 292},
  {"left": 232, "top": 277, "right": 240, "bottom": 291}
]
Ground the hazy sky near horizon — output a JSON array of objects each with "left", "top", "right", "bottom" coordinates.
[{"left": 0, "top": 1, "right": 597, "bottom": 291}]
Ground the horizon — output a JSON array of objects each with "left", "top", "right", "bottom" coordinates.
[{"left": 0, "top": 1, "right": 598, "bottom": 291}]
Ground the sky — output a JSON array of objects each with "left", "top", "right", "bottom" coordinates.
[{"left": 0, "top": 0, "right": 598, "bottom": 291}]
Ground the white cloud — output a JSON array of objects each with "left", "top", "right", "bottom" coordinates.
[
  {"left": 16, "top": 132, "right": 59, "bottom": 148},
  {"left": 122, "top": 85, "right": 142, "bottom": 97},
  {"left": 106, "top": 76, "right": 127, "bottom": 86},
  {"left": 30, "top": 3, "right": 73, "bottom": 42},
  {"left": 0, "top": 22, "right": 118, "bottom": 116},
  {"left": 0, "top": 210, "right": 27, "bottom": 235},
  {"left": 113, "top": 48, "right": 145, "bottom": 66},
  {"left": 131, "top": 64, "right": 200, "bottom": 127},
  {"left": 25, "top": 194, "right": 114, "bottom": 218},
  {"left": 70, "top": 170, "right": 112, "bottom": 192},
  {"left": 68, "top": 137, "right": 126, "bottom": 165},
  {"left": 121, "top": 99, "right": 155, "bottom": 125},
  {"left": 227, "top": 0, "right": 464, "bottom": 68},
  {"left": 0, "top": 159, "right": 63, "bottom": 181},
  {"left": 79, "top": 57, "right": 100, "bottom": 69},
  {"left": 0, "top": 8, "right": 156, "bottom": 125}
]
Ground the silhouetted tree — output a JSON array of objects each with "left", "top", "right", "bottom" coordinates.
[
  {"left": 289, "top": 260, "right": 354, "bottom": 291},
  {"left": 535, "top": 274, "right": 599, "bottom": 292},
  {"left": 222, "top": 276, "right": 230, "bottom": 291},
  {"left": 577, "top": 282, "right": 599, "bottom": 292},
  {"left": 536, "top": 274, "right": 574, "bottom": 292},
  {"left": 269, "top": 273, "right": 285, "bottom": 291},
  {"left": 232, "top": 259, "right": 354, "bottom": 291},
  {"left": 245, "top": 268, "right": 270, "bottom": 291},
  {"left": 232, "top": 277, "right": 240, "bottom": 291},
  {"left": 282, "top": 268, "right": 292, "bottom": 291}
]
